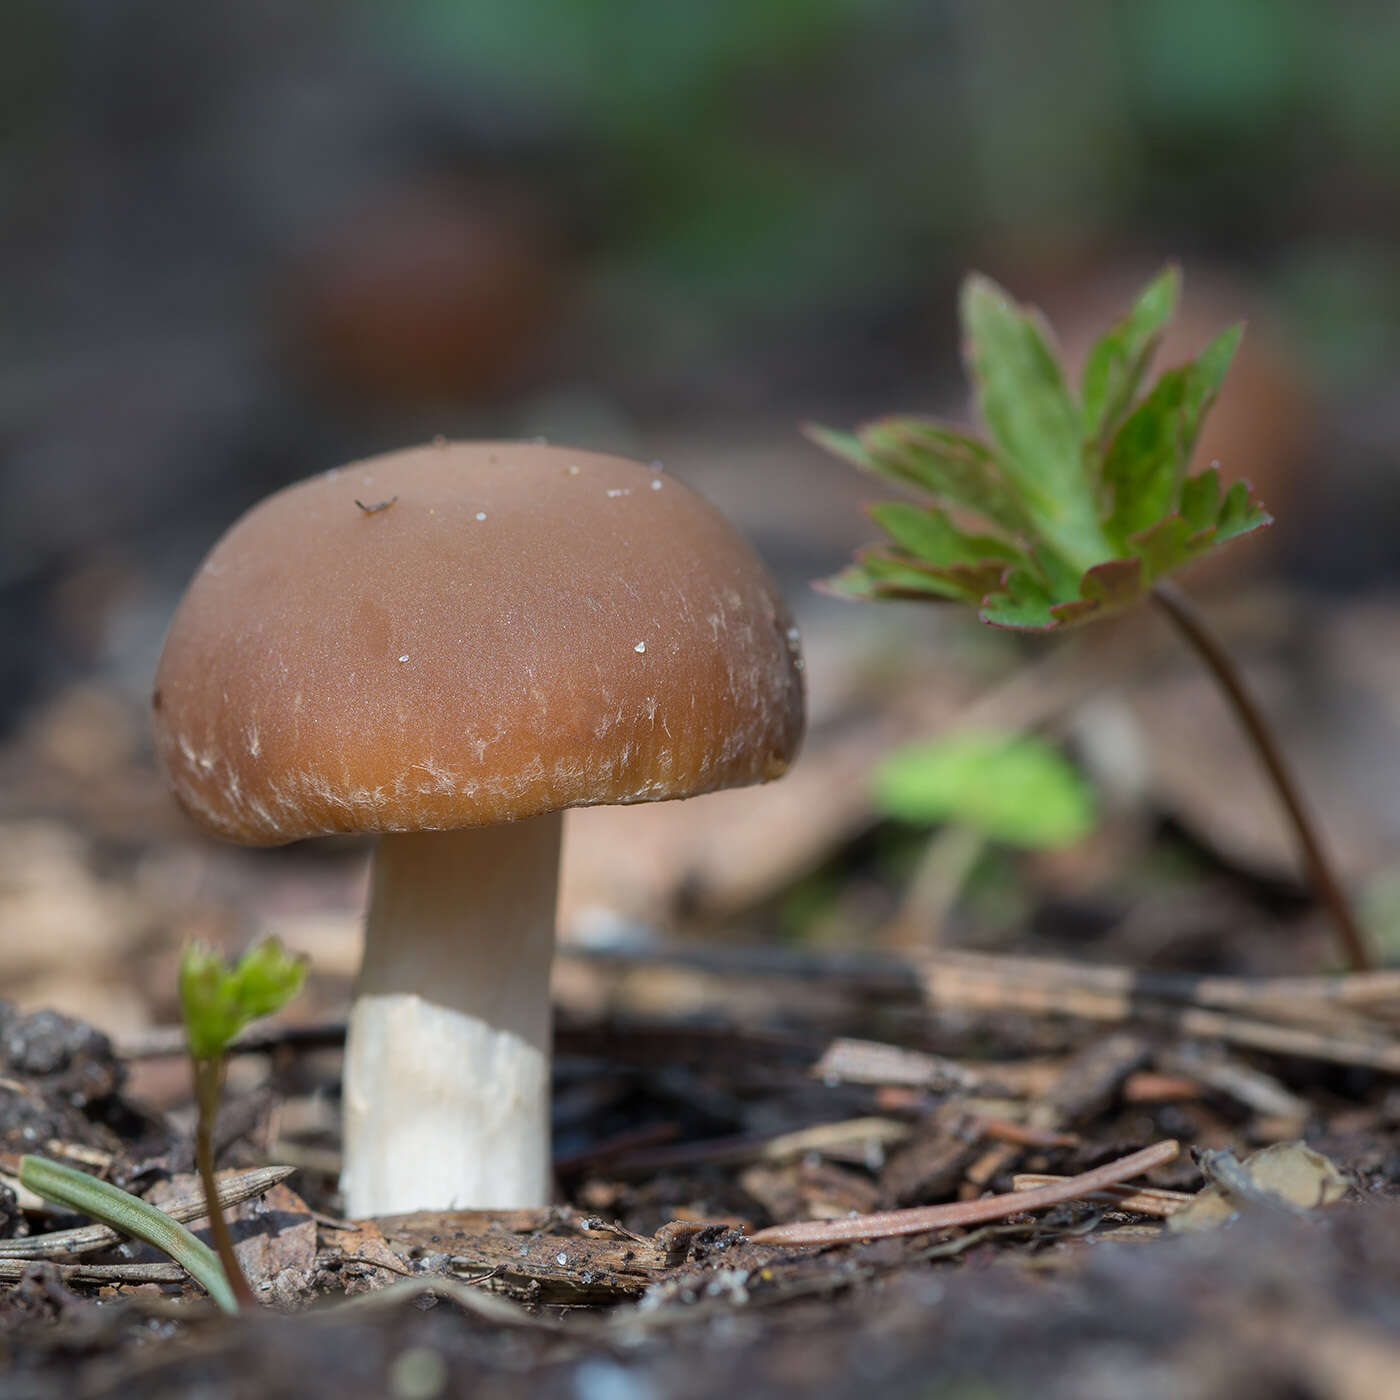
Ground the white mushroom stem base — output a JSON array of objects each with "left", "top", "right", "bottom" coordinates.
[{"left": 341, "top": 812, "right": 561, "bottom": 1216}]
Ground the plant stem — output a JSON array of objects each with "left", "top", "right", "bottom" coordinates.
[
  {"left": 749, "top": 1138, "right": 1180, "bottom": 1245},
  {"left": 19, "top": 1154, "right": 238, "bottom": 1314},
  {"left": 885, "top": 824, "right": 987, "bottom": 949},
  {"left": 1151, "top": 579, "right": 1373, "bottom": 972},
  {"left": 193, "top": 1056, "right": 258, "bottom": 1309}
]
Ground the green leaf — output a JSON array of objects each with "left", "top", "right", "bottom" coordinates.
[
  {"left": 812, "top": 266, "right": 1274, "bottom": 632},
  {"left": 1081, "top": 265, "right": 1179, "bottom": 444},
  {"left": 1179, "top": 465, "right": 1222, "bottom": 531},
  {"left": 1102, "top": 323, "right": 1244, "bottom": 549},
  {"left": 818, "top": 562, "right": 886, "bottom": 602},
  {"left": 979, "top": 483, "right": 1270, "bottom": 632},
  {"left": 819, "top": 554, "right": 960, "bottom": 603},
  {"left": 1215, "top": 477, "right": 1272, "bottom": 542},
  {"left": 873, "top": 731, "right": 1096, "bottom": 848},
  {"left": 1131, "top": 514, "right": 1208, "bottom": 580},
  {"left": 867, "top": 502, "right": 1023, "bottom": 567},
  {"left": 1179, "top": 322, "right": 1243, "bottom": 461},
  {"left": 20, "top": 1154, "right": 238, "bottom": 1314},
  {"left": 1102, "top": 366, "right": 1192, "bottom": 544},
  {"left": 180, "top": 937, "right": 307, "bottom": 1062},
  {"left": 802, "top": 424, "right": 869, "bottom": 472},
  {"left": 1027, "top": 540, "right": 1084, "bottom": 601},
  {"left": 1052, "top": 557, "right": 1145, "bottom": 623},
  {"left": 815, "top": 417, "right": 1032, "bottom": 540},
  {"left": 960, "top": 275, "right": 1110, "bottom": 573},
  {"left": 829, "top": 548, "right": 1017, "bottom": 606},
  {"left": 977, "top": 568, "right": 1059, "bottom": 629}
]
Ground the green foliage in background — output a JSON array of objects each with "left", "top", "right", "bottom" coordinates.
[
  {"left": 180, "top": 938, "right": 306, "bottom": 1062},
  {"left": 357, "top": 2, "right": 1400, "bottom": 348},
  {"left": 817, "top": 267, "right": 1271, "bottom": 630},
  {"left": 372, "top": 0, "right": 899, "bottom": 316},
  {"left": 873, "top": 731, "right": 1095, "bottom": 848}
]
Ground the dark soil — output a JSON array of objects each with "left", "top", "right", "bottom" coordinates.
[{"left": 4, "top": 966, "right": 1400, "bottom": 1399}]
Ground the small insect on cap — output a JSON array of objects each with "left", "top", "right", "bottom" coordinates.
[{"left": 152, "top": 440, "right": 805, "bottom": 844}]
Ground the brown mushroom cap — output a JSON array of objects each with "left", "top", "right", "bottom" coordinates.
[{"left": 153, "top": 441, "right": 805, "bottom": 844}]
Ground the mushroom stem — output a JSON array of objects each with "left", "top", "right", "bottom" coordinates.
[{"left": 341, "top": 812, "right": 562, "bottom": 1216}]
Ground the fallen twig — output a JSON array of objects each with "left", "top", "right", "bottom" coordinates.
[
  {"left": 1011, "top": 1173, "right": 1193, "bottom": 1218},
  {"left": 17, "top": 1155, "right": 237, "bottom": 1313},
  {"left": 747, "top": 1139, "right": 1179, "bottom": 1246},
  {"left": 924, "top": 966, "right": 1400, "bottom": 1075},
  {"left": 113, "top": 945, "right": 1400, "bottom": 1076},
  {"left": 325, "top": 1276, "right": 574, "bottom": 1331},
  {"left": 921, "top": 951, "right": 1400, "bottom": 1025},
  {"left": 1157, "top": 1046, "right": 1310, "bottom": 1122},
  {"left": 966, "top": 1115, "right": 1080, "bottom": 1149},
  {"left": 811, "top": 1038, "right": 990, "bottom": 1092},
  {"left": 0, "top": 1165, "right": 294, "bottom": 1259},
  {"left": 0, "top": 1259, "right": 194, "bottom": 1286}
]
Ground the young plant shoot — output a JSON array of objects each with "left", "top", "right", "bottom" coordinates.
[
  {"left": 875, "top": 730, "right": 1095, "bottom": 945},
  {"left": 179, "top": 936, "right": 306, "bottom": 1308},
  {"left": 817, "top": 267, "right": 1372, "bottom": 970}
]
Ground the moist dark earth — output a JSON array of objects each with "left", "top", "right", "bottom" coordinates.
[
  {"left": 8, "top": 590, "right": 1400, "bottom": 1398},
  {"left": 5, "top": 979, "right": 1400, "bottom": 1399}
]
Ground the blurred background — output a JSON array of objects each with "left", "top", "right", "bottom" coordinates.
[{"left": 3, "top": 0, "right": 1400, "bottom": 1055}]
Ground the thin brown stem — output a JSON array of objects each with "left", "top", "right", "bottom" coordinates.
[
  {"left": 1151, "top": 579, "right": 1372, "bottom": 972},
  {"left": 193, "top": 1058, "right": 257, "bottom": 1309},
  {"left": 748, "top": 1139, "right": 1179, "bottom": 1245}
]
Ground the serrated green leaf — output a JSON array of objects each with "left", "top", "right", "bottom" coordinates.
[
  {"left": 846, "top": 417, "right": 1032, "bottom": 539},
  {"left": 1215, "top": 477, "right": 1272, "bottom": 542},
  {"left": 180, "top": 937, "right": 307, "bottom": 1061},
  {"left": 817, "top": 562, "right": 885, "bottom": 601},
  {"left": 1130, "top": 514, "right": 1210, "bottom": 580},
  {"left": 803, "top": 424, "right": 869, "bottom": 472},
  {"left": 1179, "top": 323, "right": 1243, "bottom": 462},
  {"left": 868, "top": 501, "right": 1023, "bottom": 567},
  {"left": 1102, "top": 367, "right": 1192, "bottom": 544},
  {"left": 1033, "top": 558, "right": 1143, "bottom": 628},
  {"left": 860, "top": 550, "right": 971, "bottom": 598},
  {"left": 977, "top": 568, "right": 1059, "bottom": 629},
  {"left": 1029, "top": 539, "right": 1089, "bottom": 601},
  {"left": 877, "top": 548, "right": 1013, "bottom": 605},
  {"left": 1081, "top": 265, "right": 1179, "bottom": 444},
  {"left": 1073, "top": 557, "right": 1145, "bottom": 609},
  {"left": 1179, "top": 466, "right": 1222, "bottom": 531},
  {"left": 1102, "top": 323, "right": 1244, "bottom": 549},
  {"left": 820, "top": 552, "right": 966, "bottom": 603},
  {"left": 873, "top": 731, "right": 1096, "bottom": 848},
  {"left": 961, "top": 275, "right": 1110, "bottom": 573},
  {"left": 814, "top": 265, "right": 1276, "bottom": 636}
]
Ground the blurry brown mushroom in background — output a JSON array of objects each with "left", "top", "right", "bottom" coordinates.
[
  {"left": 283, "top": 176, "right": 574, "bottom": 408},
  {"left": 151, "top": 441, "right": 804, "bottom": 1215}
]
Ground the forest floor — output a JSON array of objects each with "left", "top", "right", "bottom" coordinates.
[{"left": 6, "top": 584, "right": 1400, "bottom": 1398}]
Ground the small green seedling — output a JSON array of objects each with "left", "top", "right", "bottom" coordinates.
[
  {"left": 874, "top": 730, "right": 1095, "bottom": 943},
  {"left": 180, "top": 936, "right": 306, "bottom": 1309},
  {"left": 815, "top": 267, "right": 1372, "bottom": 970}
]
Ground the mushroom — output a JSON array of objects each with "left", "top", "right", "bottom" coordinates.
[{"left": 152, "top": 441, "right": 805, "bottom": 1215}]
